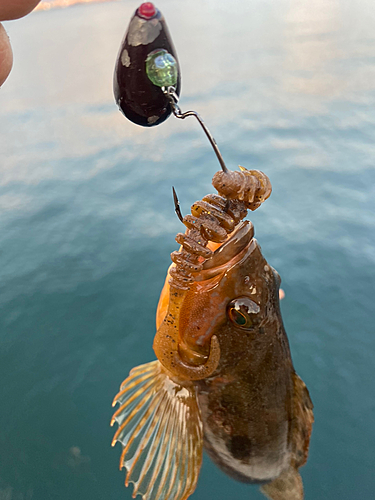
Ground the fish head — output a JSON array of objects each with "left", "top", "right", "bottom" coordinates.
[{"left": 156, "top": 221, "right": 285, "bottom": 373}]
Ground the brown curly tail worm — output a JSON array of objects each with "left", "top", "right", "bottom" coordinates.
[{"left": 169, "top": 167, "right": 272, "bottom": 290}]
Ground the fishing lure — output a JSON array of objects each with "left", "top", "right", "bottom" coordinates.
[
  {"left": 111, "top": 4, "right": 314, "bottom": 500},
  {"left": 113, "top": 1, "right": 180, "bottom": 126}
]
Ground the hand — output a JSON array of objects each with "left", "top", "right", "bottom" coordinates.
[{"left": 0, "top": 0, "right": 41, "bottom": 86}]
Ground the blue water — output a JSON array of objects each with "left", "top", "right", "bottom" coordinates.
[{"left": 1, "top": 1, "right": 375, "bottom": 499}]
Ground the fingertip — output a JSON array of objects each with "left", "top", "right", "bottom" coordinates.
[
  {"left": 0, "top": 23, "right": 13, "bottom": 86},
  {"left": 0, "top": 1, "right": 41, "bottom": 21}
]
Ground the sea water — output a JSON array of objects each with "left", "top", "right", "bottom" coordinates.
[{"left": 0, "top": 1, "right": 374, "bottom": 498}]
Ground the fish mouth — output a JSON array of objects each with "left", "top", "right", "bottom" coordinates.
[{"left": 196, "top": 221, "right": 254, "bottom": 281}]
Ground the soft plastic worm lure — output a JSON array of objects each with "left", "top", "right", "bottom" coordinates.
[{"left": 169, "top": 168, "right": 272, "bottom": 290}]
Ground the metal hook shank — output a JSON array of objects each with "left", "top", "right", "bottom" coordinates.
[{"left": 164, "top": 86, "right": 228, "bottom": 173}]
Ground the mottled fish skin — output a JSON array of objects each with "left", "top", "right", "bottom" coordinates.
[
  {"left": 181, "top": 239, "right": 293, "bottom": 483},
  {"left": 156, "top": 233, "right": 313, "bottom": 496}
]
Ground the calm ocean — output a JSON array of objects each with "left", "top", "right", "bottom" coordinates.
[{"left": 0, "top": 0, "right": 374, "bottom": 498}]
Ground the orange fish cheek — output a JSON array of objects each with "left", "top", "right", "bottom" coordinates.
[
  {"left": 178, "top": 287, "right": 228, "bottom": 354},
  {"left": 155, "top": 266, "right": 172, "bottom": 330},
  {"left": 155, "top": 241, "right": 220, "bottom": 331}
]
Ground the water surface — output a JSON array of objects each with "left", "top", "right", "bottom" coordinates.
[{"left": 1, "top": 1, "right": 374, "bottom": 499}]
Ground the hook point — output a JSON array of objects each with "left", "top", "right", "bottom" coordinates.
[{"left": 172, "top": 186, "right": 184, "bottom": 223}]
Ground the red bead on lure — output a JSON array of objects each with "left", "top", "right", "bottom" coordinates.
[
  {"left": 111, "top": 4, "right": 314, "bottom": 500},
  {"left": 138, "top": 2, "right": 156, "bottom": 19}
]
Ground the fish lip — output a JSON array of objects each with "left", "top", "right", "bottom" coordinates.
[{"left": 196, "top": 221, "right": 254, "bottom": 281}]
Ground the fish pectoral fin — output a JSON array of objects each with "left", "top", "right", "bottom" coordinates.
[
  {"left": 291, "top": 372, "right": 314, "bottom": 468},
  {"left": 111, "top": 360, "right": 203, "bottom": 500},
  {"left": 260, "top": 466, "right": 304, "bottom": 500}
]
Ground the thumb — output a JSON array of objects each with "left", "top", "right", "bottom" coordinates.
[{"left": 0, "top": 22, "right": 13, "bottom": 86}]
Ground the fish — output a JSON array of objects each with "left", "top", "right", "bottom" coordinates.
[{"left": 111, "top": 165, "right": 314, "bottom": 500}]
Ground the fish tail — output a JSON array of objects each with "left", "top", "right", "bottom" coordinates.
[
  {"left": 111, "top": 360, "right": 203, "bottom": 500},
  {"left": 260, "top": 466, "right": 304, "bottom": 500}
]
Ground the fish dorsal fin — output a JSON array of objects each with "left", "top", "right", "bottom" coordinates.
[{"left": 111, "top": 360, "right": 203, "bottom": 500}]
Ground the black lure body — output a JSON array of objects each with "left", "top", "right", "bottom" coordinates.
[{"left": 113, "top": 3, "right": 181, "bottom": 127}]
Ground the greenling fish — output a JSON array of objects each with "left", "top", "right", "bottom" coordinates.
[{"left": 111, "top": 165, "right": 314, "bottom": 500}]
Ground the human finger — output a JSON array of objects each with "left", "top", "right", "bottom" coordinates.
[
  {"left": 0, "top": 22, "right": 12, "bottom": 86},
  {"left": 0, "top": 0, "right": 41, "bottom": 21}
]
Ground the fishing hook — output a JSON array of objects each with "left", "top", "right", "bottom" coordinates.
[
  {"left": 172, "top": 186, "right": 184, "bottom": 224},
  {"left": 164, "top": 86, "right": 229, "bottom": 173}
]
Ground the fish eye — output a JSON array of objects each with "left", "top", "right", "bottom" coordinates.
[{"left": 227, "top": 297, "right": 260, "bottom": 329}]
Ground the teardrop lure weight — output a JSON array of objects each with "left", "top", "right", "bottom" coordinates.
[{"left": 113, "top": 2, "right": 181, "bottom": 127}]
